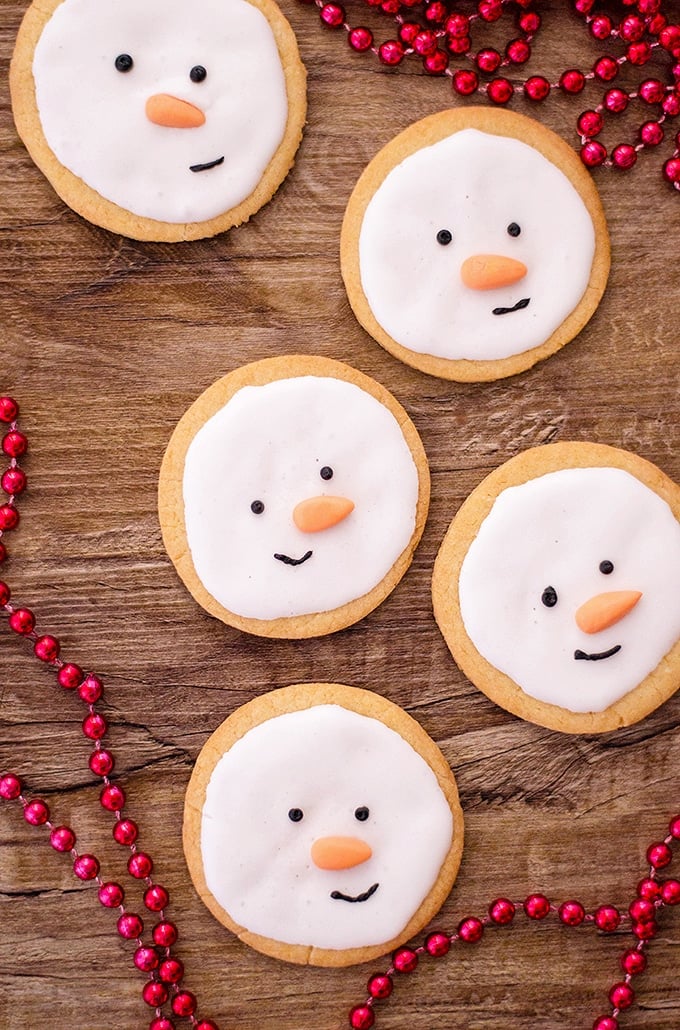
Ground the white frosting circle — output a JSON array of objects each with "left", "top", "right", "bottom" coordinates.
[
  {"left": 32, "top": 0, "right": 290, "bottom": 223},
  {"left": 182, "top": 375, "right": 420, "bottom": 620},
  {"left": 200, "top": 704, "right": 455, "bottom": 950},
  {"left": 458, "top": 467, "right": 680, "bottom": 713},
  {"left": 358, "top": 128, "right": 596, "bottom": 361}
]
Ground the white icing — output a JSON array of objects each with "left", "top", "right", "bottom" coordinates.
[
  {"left": 200, "top": 704, "right": 454, "bottom": 950},
  {"left": 32, "top": 0, "right": 290, "bottom": 223},
  {"left": 182, "top": 375, "right": 420, "bottom": 621},
  {"left": 358, "top": 128, "right": 597, "bottom": 361},
  {"left": 457, "top": 467, "right": 680, "bottom": 713}
]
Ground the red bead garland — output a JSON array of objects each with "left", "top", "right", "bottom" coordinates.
[{"left": 301, "top": 0, "right": 680, "bottom": 188}]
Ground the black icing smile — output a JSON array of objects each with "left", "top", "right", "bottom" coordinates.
[
  {"left": 492, "top": 297, "right": 531, "bottom": 316},
  {"left": 190, "top": 156, "right": 225, "bottom": 173},
  {"left": 574, "top": 644, "right": 622, "bottom": 662},
  {"left": 274, "top": 550, "right": 313, "bottom": 567},
  {"left": 330, "top": 883, "right": 379, "bottom": 904}
]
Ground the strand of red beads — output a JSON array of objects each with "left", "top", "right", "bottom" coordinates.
[
  {"left": 347, "top": 817, "right": 679, "bottom": 1029},
  {"left": 0, "top": 398, "right": 218, "bottom": 1030},
  {"left": 305, "top": 0, "right": 680, "bottom": 188}
]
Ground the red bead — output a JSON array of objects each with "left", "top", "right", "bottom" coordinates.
[
  {"left": 24, "top": 799, "right": 49, "bottom": 825},
  {"left": 445, "top": 13, "right": 469, "bottom": 37},
  {"left": 637, "top": 877, "right": 662, "bottom": 901},
  {"left": 50, "top": 825, "right": 76, "bottom": 852},
  {"left": 524, "top": 894, "right": 550, "bottom": 919},
  {"left": 592, "top": 1018, "right": 618, "bottom": 1030},
  {"left": 639, "top": 78, "right": 667, "bottom": 104},
  {"left": 378, "top": 41, "right": 405, "bottom": 66},
  {"left": 425, "top": 2, "right": 447, "bottom": 24},
  {"left": 195, "top": 1023, "right": 220, "bottom": 1030},
  {"left": 609, "top": 982, "right": 635, "bottom": 1010},
  {"left": 89, "top": 749, "right": 115, "bottom": 777},
  {"left": 629, "top": 897, "right": 656, "bottom": 923},
  {"left": 159, "top": 958, "right": 184, "bottom": 984},
  {"left": 2, "top": 431, "right": 28, "bottom": 458},
  {"left": 660, "top": 24, "right": 680, "bottom": 53},
  {"left": 558, "top": 901, "right": 586, "bottom": 926},
  {"left": 661, "top": 879, "right": 680, "bottom": 904},
  {"left": 476, "top": 48, "right": 501, "bottom": 73},
  {"left": 57, "top": 663, "right": 83, "bottom": 689},
  {"left": 458, "top": 916, "right": 484, "bottom": 942},
  {"left": 98, "top": 881, "right": 124, "bottom": 908},
  {"left": 605, "top": 88, "right": 629, "bottom": 113},
  {"left": 448, "top": 35, "right": 471, "bottom": 55},
  {"left": 619, "top": 14, "right": 645, "bottom": 41},
  {"left": 452, "top": 69, "right": 478, "bottom": 95},
  {"left": 648, "top": 841, "right": 673, "bottom": 867},
  {"left": 0, "top": 580, "right": 9, "bottom": 606},
  {"left": 73, "top": 854, "right": 100, "bottom": 881},
  {"left": 113, "top": 818, "right": 138, "bottom": 846},
  {"left": 101, "top": 784, "right": 125, "bottom": 812},
  {"left": 633, "top": 919, "right": 658, "bottom": 940},
  {"left": 0, "top": 398, "right": 19, "bottom": 423},
  {"left": 128, "top": 852, "right": 153, "bottom": 879},
  {"left": 638, "top": 0, "right": 661, "bottom": 13},
  {"left": 575, "top": 0, "right": 595, "bottom": 11},
  {"left": 578, "top": 110, "right": 604, "bottom": 136},
  {"left": 519, "top": 11, "right": 540, "bottom": 33},
  {"left": 78, "top": 674, "right": 103, "bottom": 703},
  {"left": 628, "top": 41, "right": 652, "bottom": 64},
  {"left": 590, "top": 14, "right": 613, "bottom": 39},
  {"left": 489, "top": 898, "right": 515, "bottom": 924},
  {"left": 398, "top": 21, "right": 420, "bottom": 45},
  {"left": 612, "top": 144, "right": 637, "bottom": 169},
  {"left": 142, "top": 981, "right": 168, "bottom": 1008},
  {"left": 478, "top": 0, "right": 503, "bottom": 22},
  {"left": 640, "top": 121, "right": 664, "bottom": 146},
  {"left": 593, "top": 56, "right": 619, "bottom": 81},
  {"left": 348, "top": 27, "right": 373, "bottom": 52},
  {"left": 423, "top": 50, "right": 449, "bottom": 75},
  {"left": 524, "top": 76, "right": 551, "bottom": 101},
  {"left": 83, "top": 712, "right": 107, "bottom": 740},
  {"left": 0, "top": 505, "right": 19, "bottom": 531},
  {"left": 648, "top": 13, "right": 667, "bottom": 35},
  {"left": 560, "top": 69, "right": 585, "bottom": 94},
  {"left": 171, "top": 992, "right": 197, "bottom": 1018},
  {"left": 487, "top": 78, "right": 514, "bottom": 104},
  {"left": 581, "top": 140, "right": 607, "bottom": 167},
  {"left": 153, "top": 921, "right": 178, "bottom": 947},
  {"left": 1, "top": 468, "right": 27, "bottom": 495},
  {"left": 662, "top": 93, "right": 680, "bottom": 116},
  {"left": 319, "top": 3, "right": 344, "bottom": 28},
  {"left": 134, "top": 947, "right": 160, "bottom": 973},
  {"left": 349, "top": 1006, "right": 375, "bottom": 1030},
  {"left": 144, "top": 884, "right": 170, "bottom": 912},
  {"left": 367, "top": 973, "right": 393, "bottom": 999},
  {"left": 393, "top": 946, "right": 418, "bottom": 972},
  {"left": 149, "top": 1019, "right": 174, "bottom": 1030},
  {"left": 413, "top": 29, "right": 438, "bottom": 56},
  {"left": 621, "top": 948, "right": 647, "bottom": 975},
  {"left": 0, "top": 774, "right": 22, "bottom": 800},
  {"left": 118, "top": 912, "right": 144, "bottom": 940},
  {"left": 506, "top": 39, "right": 531, "bottom": 64},
  {"left": 380, "top": 0, "right": 400, "bottom": 13},
  {"left": 664, "top": 157, "right": 680, "bottom": 183},
  {"left": 425, "top": 931, "right": 451, "bottom": 956},
  {"left": 594, "top": 905, "right": 620, "bottom": 931},
  {"left": 9, "top": 607, "right": 35, "bottom": 635},
  {"left": 0, "top": 541, "right": 7, "bottom": 563},
  {"left": 34, "top": 634, "right": 60, "bottom": 662}
]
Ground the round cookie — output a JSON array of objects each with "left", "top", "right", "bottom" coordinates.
[
  {"left": 159, "top": 355, "right": 430, "bottom": 638},
  {"left": 432, "top": 442, "right": 680, "bottom": 733},
  {"left": 184, "top": 682, "right": 464, "bottom": 966},
  {"left": 341, "top": 108, "right": 610, "bottom": 382},
  {"left": 10, "top": 0, "right": 306, "bottom": 241}
]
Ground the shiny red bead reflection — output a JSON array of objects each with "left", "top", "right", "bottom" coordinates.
[
  {"left": 9, "top": 608, "right": 35, "bottom": 635},
  {"left": 172, "top": 991, "right": 197, "bottom": 1017},
  {"left": 101, "top": 784, "right": 125, "bottom": 812},
  {"left": 0, "top": 397, "right": 19, "bottom": 423},
  {"left": 661, "top": 879, "right": 680, "bottom": 904},
  {"left": 647, "top": 841, "right": 673, "bottom": 868},
  {"left": 487, "top": 78, "right": 513, "bottom": 104},
  {"left": 1, "top": 468, "right": 26, "bottom": 495},
  {"left": 83, "top": 712, "right": 107, "bottom": 740},
  {"left": 144, "top": 884, "right": 170, "bottom": 912},
  {"left": 128, "top": 852, "right": 153, "bottom": 879},
  {"left": 73, "top": 854, "right": 100, "bottom": 881},
  {"left": 142, "top": 981, "right": 168, "bottom": 1008},
  {"left": 134, "top": 946, "right": 160, "bottom": 973},
  {"left": 98, "top": 881, "right": 124, "bottom": 908},
  {"left": 609, "top": 982, "right": 635, "bottom": 1009},
  {"left": 159, "top": 958, "right": 184, "bottom": 984},
  {"left": 89, "top": 749, "right": 115, "bottom": 777},
  {"left": 524, "top": 894, "right": 550, "bottom": 919},
  {"left": 593, "top": 1018, "right": 618, "bottom": 1030},
  {"left": 0, "top": 774, "right": 22, "bottom": 800},
  {"left": 578, "top": 110, "right": 604, "bottom": 136},
  {"left": 640, "top": 122, "right": 665, "bottom": 146},
  {"left": 594, "top": 905, "right": 620, "bottom": 931},
  {"left": 348, "top": 27, "right": 373, "bottom": 52},
  {"left": 2, "top": 431, "right": 28, "bottom": 458},
  {"left": 24, "top": 799, "right": 49, "bottom": 825},
  {"left": 581, "top": 141, "right": 607, "bottom": 167},
  {"left": 458, "top": 916, "right": 484, "bottom": 942},
  {"left": 34, "top": 635, "right": 60, "bottom": 662},
  {"left": 593, "top": 56, "right": 619, "bottom": 82},
  {"left": 0, "top": 505, "right": 19, "bottom": 531},
  {"left": 349, "top": 1005, "right": 375, "bottom": 1030},
  {"left": 425, "top": 931, "right": 451, "bottom": 956},
  {"left": 489, "top": 897, "right": 515, "bottom": 924},
  {"left": 368, "top": 973, "right": 393, "bottom": 999},
  {"left": 452, "top": 70, "right": 478, "bottom": 95},
  {"left": 79, "top": 674, "right": 103, "bottom": 703},
  {"left": 57, "top": 663, "right": 83, "bottom": 689},
  {"left": 633, "top": 919, "right": 658, "bottom": 940},
  {"left": 506, "top": 39, "right": 531, "bottom": 64},
  {"left": 393, "top": 946, "right": 418, "bottom": 972},
  {"left": 637, "top": 877, "right": 662, "bottom": 901},
  {"left": 153, "top": 921, "right": 179, "bottom": 948},
  {"left": 621, "top": 948, "right": 647, "bottom": 975},
  {"left": 560, "top": 69, "right": 585, "bottom": 94},
  {"left": 113, "top": 818, "right": 138, "bottom": 846},
  {"left": 629, "top": 897, "right": 656, "bottom": 923},
  {"left": 378, "top": 40, "right": 404, "bottom": 66},
  {"left": 558, "top": 901, "right": 585, "bottom": 926},
  {"left": 149, "top": 1019, "right": 174, "bottom": 1030},
  {"left": 612, "top": 144, "right": 637, "bottom": 170},
  {"left": 423, "top": 50, "right": 449, "bottom": 74},
  {"left": 118, "top": 912, "right": 144, "bottom": 939}
]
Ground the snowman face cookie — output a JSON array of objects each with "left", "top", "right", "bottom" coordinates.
[
  {"left": 10, "top": 0, "right": 306, "bottom": 240},
  {"left": 183, "top": 683, "right": 464, "bottom": 966},
  {"left": 341, "top": 108, "right": 610, "bottom": 381},
  {"left": 433, "top": 443, "right": 680, "bottom": 733},
  {"left": 159, "top": 356, "right": 429, "bottom": 637}
]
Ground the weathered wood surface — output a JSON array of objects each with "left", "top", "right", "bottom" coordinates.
[{"left": 1, "top": 1, "right": 679, "bottom": 1028}]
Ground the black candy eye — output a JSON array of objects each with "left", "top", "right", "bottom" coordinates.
[
  {"left": 354, "top": 806, "right": 370, "bottom": 822},
  {"left": 288, "top": 808, "right": 304, "bottom": 823},
  {"left": 115, "top": 54, "right": 134, "bottom": 73},
  {"left": 320, "top": 466, "right": 333, "bottom": 481},
  {"left": 250, "top": 500, "right": 265, "bottom": 515},
  {"left": 507, "top": 222, "right": 521, "bottom": 237},
  {"left": 599, "top": 560, "right": 614, "bottom": 575},
  {"left": 541, "top": 586, "right": 558, "bottom": 608},
  {"left": 436, "top": 229, "right": 453, "bottom": 246},
  {"left": 190, "top": 65, "right": 207, "bottom": 83}
]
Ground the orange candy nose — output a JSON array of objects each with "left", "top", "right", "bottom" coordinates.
[
  {"left": 575, "top": 590, "right": 643, "bottom": 634},
  {"left": 145, "top": 93, "right": 206, "bottom": 129},
  {"left": 293, "top": 495, "right": 355, "bottom": 533},
  {"left": 460, "top": 254, "right": 528, "bottom": 291},
  {"left": 311, "top": 836, "right": 373, "bottom": 871}
]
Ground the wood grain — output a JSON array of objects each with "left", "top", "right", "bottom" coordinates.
[{"left": 1, "top": 2, "right": 679, "bottom": 1028}]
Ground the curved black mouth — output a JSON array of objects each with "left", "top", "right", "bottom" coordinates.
[
  {"left": 330, "top": 883, "right": 379, "bottom": 904},
  {"left": 574, "top": 644, "right": 621, "bottom": 662},
  {"left": 190, "top": 156, "right": 225, "bottom": 173},
  {"left": 492, "top": 297, "right": 531, "bottom": 316},
  {"left": 273, "top": 550, "right": 313, "bottom": 567}
]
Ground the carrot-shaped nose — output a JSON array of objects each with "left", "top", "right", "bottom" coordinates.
[
  {"left": 575, "top": 590, "right": 642, "bottom": 634},
  {"left": 145, "top": 94, "right": 206, "bottom": 129},
  {"left": 311, "top": 836, "right": 372, "bottom": 871},
  {"left": 460, "top": 254, "right": 528, "bottom": 291},
  {"left": 293, "top": 495, "right": 355, "bottom": 533}
]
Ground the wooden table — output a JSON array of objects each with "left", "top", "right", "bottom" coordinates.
[{"left": 1, "top": 1, "right": 679, "bottom": 1027}]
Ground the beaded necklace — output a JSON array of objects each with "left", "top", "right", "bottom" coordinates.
[
  {"left": 0, "top": 394, "right": 678, "bottom": 1030},
  {"left": 299, "top": 0, "right": 680, "bottom": 185}
]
